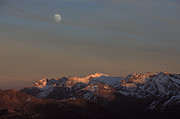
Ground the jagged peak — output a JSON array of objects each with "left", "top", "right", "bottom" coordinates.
[
  {"left": 88, "top": 72, "right": 109, "bottom": 78},
  {"left": 31, "top": 72, "right": 179, "bottom": 90},
  {"left": 33, "top": 77, "right": 48, "bottom": 88},
  {"left": 154, "top": 71, "right": 171, "bottom": 75},
  {"left": 67, "top": 73, "right": 109, "bottom": 83},
  {"left": 125, "top": 72, "right": 171, "bottom": 79},
  {"left": 37, "top": 77, "right": 48, "bottom": 82}
]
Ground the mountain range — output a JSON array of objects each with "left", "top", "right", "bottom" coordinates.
[{"left": 0, "top": 72, "right": 179, "bottom": 119}]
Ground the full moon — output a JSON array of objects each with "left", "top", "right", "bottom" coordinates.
[{"left": 54, "top": 14, "right": 61, "bottom": 23}]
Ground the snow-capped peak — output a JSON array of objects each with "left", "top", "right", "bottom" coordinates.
[
  {"left": 66, "top": 73, "right": 109, "bottom": 87},
  {"left": 88, "top": 73, "right": 109, "bottom": 78},
  {"left": 115, "top": 72, "right": 180, "bottom": 99},
  {"left": 34, "top": 78, "right": 48, "bottom": 88},
  {"left": 20, "top": 71, "right": 180, "bottom": 113}
]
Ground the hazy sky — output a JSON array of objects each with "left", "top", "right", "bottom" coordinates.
[{"left": 0, "top": 0, "right": 180, "bottom": 89}]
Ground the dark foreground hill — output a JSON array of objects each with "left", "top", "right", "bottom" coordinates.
[{"left": 0, "top": 89, "right": 113, "bottom": 119}]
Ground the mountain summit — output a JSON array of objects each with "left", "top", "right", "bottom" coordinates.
[
  {"left": 20, "top": 72, "right": 180, "bottom": 112},
  {"left": 0, "top": 72, "right": 179, "bottom": 119}
]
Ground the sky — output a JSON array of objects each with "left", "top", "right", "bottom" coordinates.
[{"left": 0, "top": 0, "right": 180, "bottom": 89}]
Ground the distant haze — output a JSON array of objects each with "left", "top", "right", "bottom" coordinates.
[{"left": 0, "top": 0, "right": 180, "bottom": 89}]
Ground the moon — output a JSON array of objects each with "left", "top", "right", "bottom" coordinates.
[{"left": 54, "top": 14, "right": 61, "bottom": 23}]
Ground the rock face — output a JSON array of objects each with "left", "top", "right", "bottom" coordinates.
[
  {"left": 0, "top": 72, "right": 179, "bottom": 119},
  {"left": 20, "top": 73, "right": 123, "bottom": 101},
  {"left": 115, "top": 72, "right": 179, "bottom": 98},
  {"left": 20, "top": 72, "right": 180, "bottom": 112},
  {"left": 114, "top": 72, "right": 180, "bottom": 111},
  {"left": 0, "top": 89, "right": 112, "bottom": 119}
]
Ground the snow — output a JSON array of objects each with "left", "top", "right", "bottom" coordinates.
[
  {"left": 68, "top": 76, "right": 90, "bottom": 86},
  {"left": 163, "top": 95, "right": 180, "bottom": 106},
  {"left": 25, "top": 97, "right": 32, "bottom": 103},
  {"left": 114, "top": 72, "right": 180, "bottom": 99},
  {"left": 24, "top": 72, "right": 180, "bottom": 105},
  {"left": 34, "top": 78, "right": 48, "bottom": 88},
  {"left": 148, "top": 101, "right": 158, "bottom": 110},
  {"left": 118, "top": 90, "right": 129, "bottom": 96},
  {"left": 37, "top": 85, "right": 54, "bottom": 98},
  {"left": 82, "top": 84, "right": 98, "bottom": 92},
  {"left": 169, "top": 77, "right": 180, "bottom": 87},
  {"left": 90, "top": 75, "right": 123, "bottom": 86},
  {"left": 82, "top": 92, "right": 93, "bottom": 100},
  {"left": 104, "top": 85, "right": 109, "bottom": 89},
  {"left": 73, "top": 82, "right": 87, "bottom": 90},
  {"left": 124, "top": 83, "right": 137, "bottom": 88},
  {"left": 154, "top": 77, "right": 166, "bottom": 95},
  {"left": 88, "top": 73, "right": 109, "bottom": 78}
]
